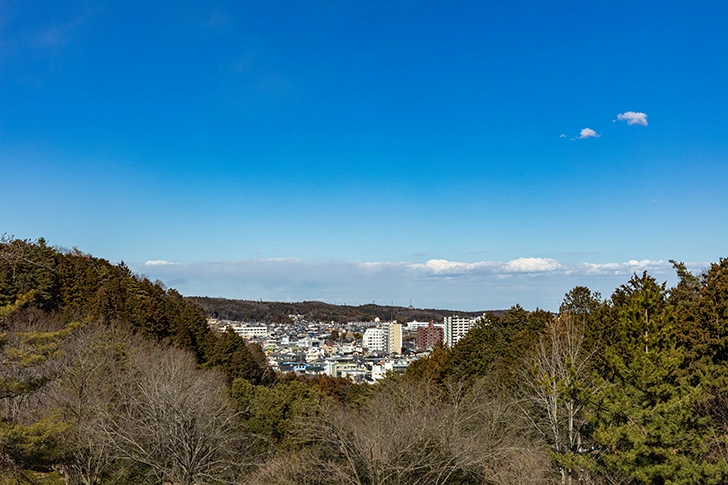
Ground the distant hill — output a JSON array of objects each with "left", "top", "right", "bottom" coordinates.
[{"left": 186, "top": 296, "right": 504, "bottom": 324}]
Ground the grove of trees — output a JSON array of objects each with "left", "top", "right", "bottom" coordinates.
[
  {"left": 3, "top": 235, "right": 728, "bottom": 484},
  {"left": 188, "top": 297, "right": 489, "bottom": 327}
]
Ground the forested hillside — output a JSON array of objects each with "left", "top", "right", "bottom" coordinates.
[
  {"left": 188, "top": 296, "right": 491, "bottom": 324},
  {"left": 0, "top": 235, "right": 271, "bottom": 384},
  {"left": 3, "top": 236, "right": 728, "bottom": 484}
]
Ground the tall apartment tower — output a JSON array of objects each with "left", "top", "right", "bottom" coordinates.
[
  {"left": 388, "top": 323, "right": 402, "bottom": 355},
  {"left": 444, "top": 315, "right": 476, "bottom": 347}
]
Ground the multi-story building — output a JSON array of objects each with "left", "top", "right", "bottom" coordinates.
[
  {"left": 229, "top": 324, "right": 268, "bottom": 339},
  {"left": 364, "top": 323, "right": 402, "bottom": 354},
  {"left": 444, "top": 315, "right": 479, "bottom": 347},
  {"left": 417, "top": 321, "right": 444, "bottom": 349},
  {"left": 388, "top": 323, "right": 402, "bottom": 355},
  {"left": 363, "top": 327, "right": 388, "bottom": 352}
]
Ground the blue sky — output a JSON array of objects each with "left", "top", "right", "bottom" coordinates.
[{"left": 2, "top": 1, "right": 726, "bottom": 310}]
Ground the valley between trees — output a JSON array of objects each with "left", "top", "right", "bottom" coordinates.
[{"left": 2, "top": 236, "right": 728, "bottom": 484}]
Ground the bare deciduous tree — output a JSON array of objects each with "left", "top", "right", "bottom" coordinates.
[
  {"left": 291, "top": 378, "right": 553, "bottom": 485},
  {"left": 45, "top": 324, "right": 128, "bottom": 485},
  {"left": 99, "top": 343, "right": 248, "bottom": 485},
  {"left": 520, "top": 314, "right": 601, "bottom": 485}
]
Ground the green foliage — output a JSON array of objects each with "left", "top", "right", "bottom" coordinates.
[
  {"left": 520, "top": 312, "right": 595, "bottom": 482},
  {"left": 303, "top": 374, "right": 374, "bottom": 409},
  {"left": 0, "top": 305, "right": 78, "bottom": 473},
  {"left": 0, "top": 237, "right": 277, "bottom": 480},
  {"left": 0, "top": 317, "right": 78, "bottom": 399},
  {"left": 686, "top": 258, "right": 728, "bottom": 365},
  {"left": 231, "top": 376, "right": 328, "bottom": 452},
  {"left": 0, "top": 417, "right": 70, "bottom": 471},
  {"left": 405, "top": 345, "right": 450, "bottom": 388},
  {"left": 205, "top": 328, "right": 273, "bottom": 385},
  {"left": 589, "top": 273, "right": 727, "bottom": 484},
  {"left": 0, "top": 470, "right": 67, "bottom": 485},
  {"left": 0, "top": 236, "right": 60, "bottom": 312},
  {"left": 560, "top": 285, "right": 602, "bottom": 321},
  {"left": 447, "top": 306, "right": 550, "bottom": 385},
  {"left": 668, "top": 260, "right": 701, "bottom": 315}
]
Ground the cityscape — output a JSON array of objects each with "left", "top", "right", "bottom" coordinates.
[{"left": 209, "top": 314, "right": 480, "bottom": 382}]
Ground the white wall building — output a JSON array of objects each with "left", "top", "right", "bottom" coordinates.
[
  {"left": 405, "top": 320, "right": 446, "bottom": 332},
  {"left": 364, "top": 324, "right": 403, "bottom": 354},
  {"left": 228, "top": 324, "right": 268, "bottom": 339},
  {"left": 371, "top": 361, "right": 394, "bottom": 381},
  {"left": 363, "top": 327, "right": 388, "bottom": 352},
  {"left": 324, "top": 361, "right": 358, "bottom": 378},
  {"left": 444, "top": 315, "right": 479, "bottom": 347},
  {"left": 405, "top": 320, "right": 430, "bottom": 331}
]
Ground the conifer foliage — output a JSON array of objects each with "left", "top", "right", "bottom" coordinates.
[
  {"left": 0, "top": 235, "right": 269, "bottom": 384},
  {"left": 589, "top": 273, "right": 725, "bottom": 483}
]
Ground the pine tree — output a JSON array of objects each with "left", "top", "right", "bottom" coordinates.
[
  {"left": 0, "top": 295, "right": 77, "bottom": 472},
  {"left": 590, "top": 273, "right": 727, "bottom": 484}
]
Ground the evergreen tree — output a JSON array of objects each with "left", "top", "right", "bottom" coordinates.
[
  {"left": 0, "top": 295, "right": 77, "bottom": 473},
  {"left": 590, "top": 273, "right": 727, "bottom": 484}
]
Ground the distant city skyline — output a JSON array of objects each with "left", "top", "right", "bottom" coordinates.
[{"left": 2, "top": 1, "right": 726, "bottom": 311}]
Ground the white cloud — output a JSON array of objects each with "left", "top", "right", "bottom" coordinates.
[
  {"left": 576, "top": 259, "right": 668, "bottom": 276},
  {"left": 579, "top": 128, "right": 600, "bottom": 139},
  {"left": 503, "top": 257, "right": 562, "bottom": 273},
  {"left": 559, "top": 134, "right": 567, "bottom": 138},
  {"left": 617, "top": 111, "right": 648, "bottom": 126},
  {"left": 415, "top": 259, "right": 489, "bottom": 274},
  {"left": 144, "top": 260, "right": 178, "bottom": 266},
  {"left": 411, "top": 258, "right": 561, "bottom": 275},
  {"left": 421, "top": 259, "right": 469, "bottom": 273}
]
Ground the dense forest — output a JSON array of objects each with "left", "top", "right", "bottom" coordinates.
[
  {"left": 2, "top": 236, "right": 728, "bottom": 484},
  {"left": 187, "top": 296, "right": 490, "bottom": 324}
]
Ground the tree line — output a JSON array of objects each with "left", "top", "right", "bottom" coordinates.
[
  {"left": 3, "top": 235, "right": 728, "bottom": 484},
  {"left": 188, "top": 296, "right": 490, "bottom": 325}
]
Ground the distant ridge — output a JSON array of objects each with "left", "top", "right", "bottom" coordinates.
[{"left": 186, "top": 296, "right": 505, "bottom": 324}]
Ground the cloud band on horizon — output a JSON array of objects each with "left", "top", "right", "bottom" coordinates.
[{"left": 130, "top": 257, "right": 702, "bottom": 312}]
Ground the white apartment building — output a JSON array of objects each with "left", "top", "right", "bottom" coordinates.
[
  {"left": 229, "top": 324, "right": 268, "bottom": 339},
  {"left": 363, "top": 323, "right": 402, "bottom": 354},
  {"left": 444, "top": 315, "right": 479, "bottom": 347},
  {"left": 363, "top": 327, "right": 388, "bottom": 352}
]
